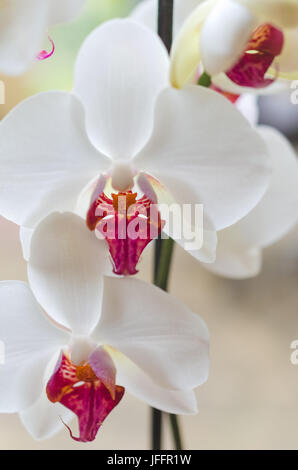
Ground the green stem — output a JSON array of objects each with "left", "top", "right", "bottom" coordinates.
[
  {"left": 151, "top": 407, "right": 163, "bottom": 450},
  {"left": 150, "top": 0, "right": 184, "bottom": 452},
  {"left": 169, "top": 414, "right": 183, "bottom": 450}
]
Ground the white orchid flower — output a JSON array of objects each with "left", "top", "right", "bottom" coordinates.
[
  {"left": 0, "top": 19, "right": 270, "bottom": 273},
  {"left": 204, "top": 93, "right": 298, "bottom": 278},
  {"left": 0, "top": 0, "right": 85, "bottom": 75},
  {"left": 0, "top": 212, "right": 209, "bottom": 442},
  {"left": 169, "top": 0, "right": 298, "bottom": 92}
]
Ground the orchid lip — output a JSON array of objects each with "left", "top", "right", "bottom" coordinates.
[
  {"left": 226, "top": 23, "right": 284, "bottom": 89},
  {"left": 86, "top": 188, "right": 164, "bottom": 276},
  {"left": 46, "top": 349, "right": 124, "bottom": 443}
]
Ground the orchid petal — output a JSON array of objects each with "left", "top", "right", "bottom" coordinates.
[
  {"left": 138, "top": 173, "right": 217, "bottom": 263},
  {"left": 205, "top": 241, "right": 262, "bottom": 279},
  {"left": 0, "top": 0, "right": 85, "bottom": 76},
  {"left": 170, "top": 0, "right": 217, "bottom": 88},
  {"left": 19, "top": 388, "right": 74, "bottom": 440},
  {"left": 130, "top": 0, "right": 157, "bottom": 32},
  {"left": 20, "top": 226, "right": 34, "bottom": 261},
  {"left": 200, "top": 0, "right": 257, "bottom": 76},
  {"left": 92, "top": 277, "right": 209, "bottom": 391},
  {"left": 207, "top": 126, "right": 298, "bottom": 279},
  {"left": 28, "top": 213, "right": 110, "bottom": 335},
  {"left": 0, "top": 92, "right": 110, "bottom": 228},
  {"left": 0, "top": 281, "right": 69, "bottom": 413},
  {"left": 231, "top": 126, "right": 298, "bottom": 248},
  {"left": 110, "top": 350, "right": 198, "bottom": 415},
  {"left": 212, "top": 70, "right": 289, "bottom": 95},
  {"left": 0, "top": 0, "right": 49, "bottom": 75},
  {"left": 236, "top": 94, "right": 259, "bottom": 126},
  {"left": 74, "top": 19, "right": 169, "bottom": 160},
  {"left": 134, "top": 86, "right": 271, "bottom": 231},
  {"left": 236, "top": 0, "right": 298, "bottom": 29}
]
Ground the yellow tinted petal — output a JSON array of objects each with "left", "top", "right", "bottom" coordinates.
[
  {"left": 236, "top": 0, "right": 298, "bottom": 29},
  {"left": 170, "top": 0, "right": 217, "bottom": 88}
]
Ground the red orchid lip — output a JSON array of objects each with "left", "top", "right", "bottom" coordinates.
[
  {"left": 226, "top": 23, "right": 284, "bottom": 89},
  {"left": 87, "top": 190, "right": 165, "bottom": 276},
  {"left": 46, "top": 352, "right": 124, "bottom": 443}
]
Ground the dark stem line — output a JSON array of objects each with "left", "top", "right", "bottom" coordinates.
[
  {"left": 151, "top": 407, "right": 163, "bottom": 450},
  {"left": 169, "top": 414, "right": 183, "bottom": 450},
  {"left": 158, "top": 0, "right": 174, "bottom": 53},
  {"left": 151, "top": 0, "right": 184, "bottom": 452}
]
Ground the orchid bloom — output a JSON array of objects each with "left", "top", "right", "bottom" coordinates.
[
  {"left": 0, "top": 0, "right": 85, "bottom": 75},
  {"left": 169, "top": 0, "right": 298, "bottom": 92},
  {"left": 0, "top": 19, "right": 270, "bottom": 274},
  {"left": 0, "top": 212, "right": 209, "bottom": 442},
  {"left": 203, "top": 93, "right": 298, "bottom": 278}
]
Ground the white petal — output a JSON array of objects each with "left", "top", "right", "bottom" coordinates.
[
  {"left": 231, "top": 126, "right": 298, "bottom": 248},
  {"left": 74, "top": 19, "right": 169, "bottom": 160},
  {"left": 0, "top": 92, "right": 110, "bottom": 228},
  {"left": 138, "top": 173, "right": 217, "bottom": 263},
  {"left": 0, "top": 0, "right": 85, "bottom": 76},
  {"left": 0, "top": 0, "right": 48, "bottom": 75},
  {"left": 170, "top": 0, "right": 216, "bottom": 88},
  {"left": 93, "top": 277, "right": 209, "bottom": 391},
  {"left": 205, "top": 237, "right": 262, "bottom": 279},
  {"left": 28, "top": 213, "right": 110, "bottom": 336},
  {"left": 20, "top": 226, "right": 34, "bottom": 262},
  {"left": 134, "top": 86, "right": 271, "bottom": 231},
  {"left": 206, "top": 126, "right": 298, "bottom": 279},
  {"left": 20, "top": 389, "right": 74, "bottom": 441},
  {"left": 236, "top": 94, "right": 259, "bottom": 126},
  {"left": 110, "top": 349, "right": 198, "bottom": 415},
  {"left": 130, "top": 0, "right": 157, "bottom": 32},
  {"left": 0, "top": 281, "right": 69, "bottom": 413},
  {"left": 236, "top": 0, "right": 298, "bottom": 29},
  {"left": 175, "top": 0, "right": 208, "bottom": 34},
  {"left": 212, "top": 71, "right": 289, "bottom": 95},
  {"left": 200, "top": 0, "right": 257, "bottom": 75}
]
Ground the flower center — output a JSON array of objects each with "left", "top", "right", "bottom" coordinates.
[
  {"left": 76, "top": 363, "right": 98, "bottom": 383},
  {"left": 112, "top": 192, "right": 137, "bottom": 213},
  {"left": 226, "top": 23, "right": 284, "bottom": 88}
]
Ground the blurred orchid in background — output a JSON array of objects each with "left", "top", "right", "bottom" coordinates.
[
  {"left": 193, "top": 91, "right": 298, "bottom": 279},
  {"left": 0, "top": 212, "right": 209, "bottom": 442},
  {"left": 0, "top": 0, "right": 86, "bottom": 75},
  {"left": 166, "top": 0, "right": 298, "bottom": 92},
  {"left": 0, "top": 19, "right": 271, "bottom": 272}
]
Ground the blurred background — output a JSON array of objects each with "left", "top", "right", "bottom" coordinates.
[{"left": 1, "top": 0, "right": 298, "bottom": 451}]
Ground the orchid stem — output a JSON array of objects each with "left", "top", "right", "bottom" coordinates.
[
  {"left": 150, "top": 0, "right": 182, "bottom": 453},
  {"left": 158, "top": 0, "right": 174, "bottom": 53},
  {"left": 169, "top": 414, "right": 183, "bottom": 450},
  {"left": 151, "top": 407, "right": 163, "bottom": 450}
]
